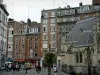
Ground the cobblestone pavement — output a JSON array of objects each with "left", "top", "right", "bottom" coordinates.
[{"left": 0, "top": 68, "right": 67, "bottom": 75}]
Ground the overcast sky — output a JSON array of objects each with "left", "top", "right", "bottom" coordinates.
[{"left": 3, "top": 0, "right": 92, "bottom": 23}]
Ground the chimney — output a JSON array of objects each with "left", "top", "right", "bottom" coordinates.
[
  {"left": 79, "top": 2, "right": 83, "bottom": 6},
  {"left": 27, "top": 18, "right": 31, "bottom": 26},
  {"left": 8, "top": 18, "right": 14, "bottom": 21}
]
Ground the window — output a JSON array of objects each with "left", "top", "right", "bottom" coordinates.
[
  {"left": 19, "top": 31, "right": 20, "bottom": 34},
  {"left": 43, "top": 35, "right": 47, "bottom": 40},
  {"left": 21, "top": 37, "right": 24, "bottom": 41},
  {"left": 51, "top": 34, "right": 55, "bottom": 40},
  {"left": 16, "top": 37, "right": 18, "bottom": 41},
  {"left": 43, "top": 19, "right": 48, "bottom": 24},
  {"left": 35, "top": 37, "right": 37, "bottom": 41},
  {"left": 80, "top": 53, "right": 83, "bottom": 63},
  {"left": 76, "top": 53, "right": 83, "bottom": 63},
  {"left": 50, "top": 18, "right": 55, "bottom": 23},
  {"left": 9, "top": 30, "right": 12, "bottom": 35},
  {"left": 8, "top": 51, "right": 12, "bottom": 55},
  {"left": 35, "top": 53, "right": 37, "bottom": 56},
  {"left": 35, "top": 44, "right": 37, "bottom": 49},
  {"left": 36, "top": 28, "right": 38, "bottom": 33},
  {"left": 43, "top": 27, "right": 45, "bottom": 32},
  {"left": 9, "top": 25, "right": 12, "bottom": 28},
  {"left": 33, "top": 28, "right": 34, "bottom": 33},
  {"left": 12, "top": 31, "right": 13, "bottom": 34},
  {"left": 76, "top": 53, "right": 79, "bottom": 63},
  {"left": 21, "top": 31, "right": 22, "bottom": 34},
  {"left": 30, "top": 28, "right": 33, "bottom": 32},
  {"left": 51, "top": 42, "right": 55, "bottom": 48},
  {"left": 16, "top": 45, "right": 18, "bottom": 49},
  {"left": 43, "top": 12, "right": 48, "bottom": 18},
  {"left": 22, "top": 45, "right": 24, "bottom": 48},
  {"left": 51, "top": 11, "right": 55, "bottom": 17},
  {"left": 19, "top": 30, "right": 22, "bottom": 34},
  {"left": 34, "top": 28, "right": 38, "bottom": 33},
  {"left": 8, "top": 44, "right": 12, "bottom": 49},
  {"left": 43, "top": 27, "right": 47, "bottom": 32},
  {"left": 51, "top": 26, "right": 55, "bottom": 31}
]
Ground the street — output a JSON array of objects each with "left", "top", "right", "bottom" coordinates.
[{"left": 0, "top": 68, "right": 66, "bottom": 75}]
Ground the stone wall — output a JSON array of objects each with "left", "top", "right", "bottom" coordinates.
[{"left": 62, "top": 65, "right": 100, "bottom": 75}]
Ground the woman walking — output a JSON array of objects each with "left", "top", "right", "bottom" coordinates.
[{"left": 12, "top": 64, "right": 16, "bottom": 73}]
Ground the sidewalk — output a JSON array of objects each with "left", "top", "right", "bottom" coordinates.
[
  {"left": 41, "top": 67, "right": 66, "bottom": 75},
  {"left": 61, "top": 72, "right": 70, "bottom": 75},
  {"left": 56, "top": 67, "right": 69, "bottom": 75}
]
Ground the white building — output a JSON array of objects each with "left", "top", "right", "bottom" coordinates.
[
  {"left": 7, "top": 19, "right": 14, "bottom": 61},
  {"left": 0, "top": 3, "right": 9, "bottom": 69}
]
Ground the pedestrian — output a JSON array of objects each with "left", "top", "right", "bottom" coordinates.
[
  {"left": 8, "top": 63, "right": 12, "bottom": 72},
  {"left": 16, "top": 64, "right": 18, "bottom": 71},
  {"left": 12, "top": 64, "right": 16, "bottom": 73},
  {"left": 18, "top": 64, "right": 21, "bottom": 71},
  {"left": 24, "top": 64, "right": 28, "bottom": 74},
  {"left": 5, "top": 64, "right": 8, "bottom": 71},
  {"left": 53, "top": 66, "right": 57, "bottom": 75},
  {"left": 70, "top": 71, "right": 76, "bottom": 75},
  {"left": 36, "top": 65, "right": 41, "bottom": 75}
]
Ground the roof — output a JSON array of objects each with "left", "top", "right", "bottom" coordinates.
[
  {"left": 0, "top": 4, "right": 9, "bottom": 16},
  {"left": 67, "top": 18, "right": 95, "bottom": 47},
  {"left": 73, "top": 30, "right": 94, "bottom": 47}
]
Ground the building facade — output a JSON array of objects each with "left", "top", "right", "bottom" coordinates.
[
  {"left": 7, "top": 18, "right": 15, "bottom": 62},
  {"left": 7, "top": 19, "right": 42, "bottom": 64},
  {"left": 41, "top": 0, "right": 100, "bottom": 74},
  {"left": 41, "top": 9, "right": 58, "bottom": 64},
  {"left": 56, "top": 3, "right": 96, "bottom": 67},
  {"left": 57, "top": 0, "right": 100, "bottom": 74},
  {"left": 25, "top": 19, "right": 42, "bottom": 65},
  {"left": 13, "top": 21, "right": 26, "bottom": 62},
  {"left": 0, "top": 2, "right": 9, "bottom": 69}
]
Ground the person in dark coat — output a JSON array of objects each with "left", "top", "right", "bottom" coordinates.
[
  {"left": 36, "top": 65, "right": 41, "bottom": 74},
  {"left": 70, "top": 71, "right": 76, "bottom": 75},
  {"left": 12, "top": 64, "right": 16, "bottom": 73}
]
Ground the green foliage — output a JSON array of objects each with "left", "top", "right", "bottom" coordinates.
[{"left": 44, "top": 52, "right": 56, "bottom": 66}]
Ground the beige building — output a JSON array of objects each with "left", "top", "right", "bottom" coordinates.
[{"left": 57, "top": 2, "right": 100, "bottom": 75}]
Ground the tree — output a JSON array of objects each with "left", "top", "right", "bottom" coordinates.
[{"left": 44, "top": 52, "right": 56, "bottom": 75}]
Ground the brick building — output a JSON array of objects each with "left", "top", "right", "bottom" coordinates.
[
  {"left": 7, "top": 19, "right": 41, "bottom": 64},
  {"left": 41, "top": 9, "right": 58, "bottom": 54}
]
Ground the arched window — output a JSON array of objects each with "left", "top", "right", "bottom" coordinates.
[
  {"left": 80, "top": 53, "right": 83, "bottom": 63},
  {"left": 76, "top": 53, "right": 79, "bottom": 63}
]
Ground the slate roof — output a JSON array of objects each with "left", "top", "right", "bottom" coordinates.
[{"left": 67, "top": 18, "right": 95, "bottom": 47}]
